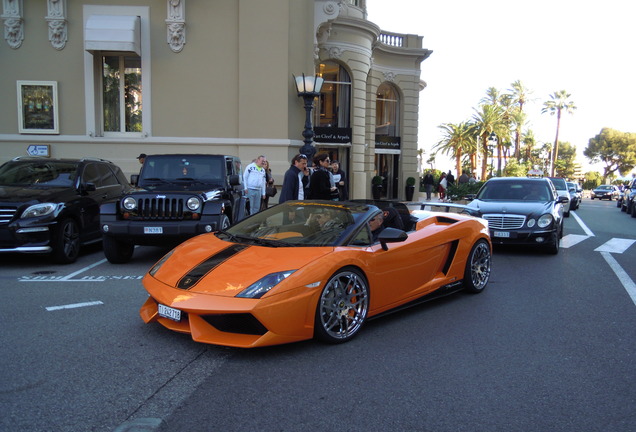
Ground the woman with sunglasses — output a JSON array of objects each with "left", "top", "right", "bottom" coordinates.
[{"left": 309, "top": 152, "right": 338, "bottom": 200}]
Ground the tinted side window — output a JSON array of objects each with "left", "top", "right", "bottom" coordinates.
[{"left": 83, "top": 163, "right": 118, "bottom": 187}]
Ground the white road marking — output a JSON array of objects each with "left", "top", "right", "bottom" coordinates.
[
  {"left": 594, "top": 238, "right": 636, "bottom": 254},
  {"left": 571, "top": 211, "right": 595, "bottom": 236},
  {"left": 600, "top": 252, "right": 636, "bottom": 307},
  {"left": 560, "top": 234, "right": 590, "bottom": 248},
  {"left": 45, "top": 301, "right": 104, "bottom": 311}
]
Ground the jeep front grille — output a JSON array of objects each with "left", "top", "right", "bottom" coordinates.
[
  {"left": 0, "top": 207, "right": 17, "bottom": 224},
  {"left": 483, "top": 214, "right": 526, "bottom": 230},
  {"left": 138, "top": 198, "right": 185, "bottom": 220}
]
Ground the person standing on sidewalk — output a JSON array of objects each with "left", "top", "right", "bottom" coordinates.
[
  {"left": 243, "top": 155, "right": 267, "bottom": 215},
  {"left": 423, "top": 170, "right": 435, "bottom": 200}
]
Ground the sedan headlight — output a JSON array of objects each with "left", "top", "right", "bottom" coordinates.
[
  {"left": 236, "top": 270, "right": 296, "bottom": 299},
  {"left": 123, "top": 197, "right": 137, "bottom": 210},
  {"left": 537, "top": 214, "right": 553, "bottom": 228},
  {"left": 187, "top": 197, "right": 201, "bottom": 211},
  {"left": 21, "top": 203, "right": 57, "bottom": 218}
]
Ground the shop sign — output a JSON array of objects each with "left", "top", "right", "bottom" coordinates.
[
  {"left": 375, "top": 136, "right": 401, "bottom": 150},
  {"left": 314, "top": 127, "right": 352, "bottom": 144}
]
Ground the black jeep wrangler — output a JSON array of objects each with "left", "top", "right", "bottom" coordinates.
[{"left": 100, "top": 154, "right": 246, "bottom": 263}]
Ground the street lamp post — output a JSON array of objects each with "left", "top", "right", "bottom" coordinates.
[
  {"left": 488, "top": 132, "right": 497, "bottom": 177},
  {"left": 293, "top": 73, "right": 324, "bottom": 165}
]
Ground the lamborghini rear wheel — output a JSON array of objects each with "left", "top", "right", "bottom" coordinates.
[
  {"left": 464, "top": 239, "right": 491, "bottom": 293},
  {"left": 314, "top": 267, "right": 369, "bottom": 344}
]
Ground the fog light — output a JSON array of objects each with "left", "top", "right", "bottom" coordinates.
[
  {"left": 103, "top": 224, "right": 109, "bottom": 233},
  {"left": 204, "top": 225, "right": 213, "bottom": 232},
  {"left": 535, "top": 236, "right": 545, "bottom": 243}
]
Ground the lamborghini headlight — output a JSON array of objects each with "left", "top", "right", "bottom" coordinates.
[
  {"left": 21, "top": 203, "right": 58, "bottom": 218},
  {"left": 236, "top": 270, "right": 296, "bottom": 299},
  {"left": 537, "top": 214, "right": 553, "bottom": 228},
  {"left": 149, "top": 249, "right": 175, "bottom": 276}
]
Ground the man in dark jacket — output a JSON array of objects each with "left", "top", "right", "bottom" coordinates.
[{"left": 279, "top": 154, "right": 309, "bottom": 203}]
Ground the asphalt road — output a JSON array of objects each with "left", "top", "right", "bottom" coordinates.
[{"left": 1, "top": 198, "right": 635, "bottom": 432}]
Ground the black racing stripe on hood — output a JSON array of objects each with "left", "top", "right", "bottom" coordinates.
[{"left": 177, "top": 244, "right": 249, "bottom": 290}]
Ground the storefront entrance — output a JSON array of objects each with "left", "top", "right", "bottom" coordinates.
[{"left": 375, "top": 152, "right": 400, "bottom": 199}]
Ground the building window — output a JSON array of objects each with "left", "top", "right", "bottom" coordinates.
[
  {"left": 375, "top": 83, "right": 399, "bottom": 136},
  {"left": 315, "top": 62, "right": 351, "bottom": 128},
  {"left": 83, "top": 6, "right": 150, "bottom": 138},
  {"left": 102, "top": 55, "right": 142, "bottom": 133}
]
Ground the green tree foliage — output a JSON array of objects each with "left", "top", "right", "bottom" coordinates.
[
  {"left": 584, "top": 128, "right": 636, "bottom": 181},
  {"left": 502, "top": 158, "right": 530, "bottom": 177},
  {"left": 555, "top": 141, "right": 577, "bottom": 179},
  {"left": 434, "top": 122, "right": 476, "bottom": 177},
  {"left": 582, "top": 171, "right": 603, "bottom": 190}
]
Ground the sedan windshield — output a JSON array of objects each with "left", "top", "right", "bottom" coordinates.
[
  {"left": 477, "top": 180, "right": 551, "bottom": 201},
  {"left": 218, "top": 201, "right": 370, "bottom": 247},
  {"left": 0, "top": 161, "right": 77, "bottom": 187}
]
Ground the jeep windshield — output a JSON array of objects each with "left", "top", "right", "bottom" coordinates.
[
  {"left": 138, "top": 155, "right": 225, "bottom": 190},
  {"left": 0, "top": 161, "right": 78, "bottom": 187}
]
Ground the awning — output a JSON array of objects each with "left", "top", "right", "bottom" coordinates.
[{"left": 84, "top": 15, "right": 141, "bottom": 55}]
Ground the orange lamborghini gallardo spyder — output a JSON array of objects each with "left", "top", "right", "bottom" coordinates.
[{"left": 140, "top": 200, "right": 492, "bottom": 348}]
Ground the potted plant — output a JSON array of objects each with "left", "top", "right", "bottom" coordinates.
[
  {"left": 371, "top": 175, "right": 383, "bottom": 199},
  {"left": 405, "top": 176, "right": 416, "bottom": 201}
]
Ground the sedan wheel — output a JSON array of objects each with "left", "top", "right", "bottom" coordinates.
[
  {"left": 52, "top": 218, "right": 80, "bottom": 264},
  {"left": 314, "top": 267, "right": 369, "bottom": 344},
  {"left": 464, "top": 239, "right": 491, "bottom": 293}
]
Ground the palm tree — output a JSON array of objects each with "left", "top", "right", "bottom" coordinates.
[
  {"left": 509, "top": 80, "right": 532, "bottom": 159},
  {"left": 542, "top": 90, "right": 576, "bottom": 176},
  {"left": 434, "top": 122, "right": 476, "bottom": 177},
  {"left": 472, "top": 104, "right": 505, "bottom": 180}
]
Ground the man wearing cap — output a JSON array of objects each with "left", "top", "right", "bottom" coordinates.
[{"left": 137, "top": 153, "right": 146, "bottom": 165}]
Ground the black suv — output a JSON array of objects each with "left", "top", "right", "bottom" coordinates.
[
  {"left": 0, "top": 156, "right": 131, "bottom": 263},
  {"left": 100, "top": 154, "right": 246, "bottom": 263}
]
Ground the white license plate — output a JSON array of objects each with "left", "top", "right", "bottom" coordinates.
[
  {"left": 493, "top": 231, "right": 510, "bottom": 238},
  {"left": 158, "top": 304, "right": 181, "bottom": 322},
  {"left": 144, "top": 227, "right": 163, "bottom": 234}
]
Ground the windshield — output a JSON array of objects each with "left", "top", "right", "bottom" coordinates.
[
  {"left": 139, "top": 155, "right": 224, "bottom": 189},
  {"left": 476, "top": 180, "right": 551, "bottom": 201},
  {"left": 0, "top": 160, "right": 78, "bottom": 187},
  {"left": 218, "top": 201, "right": 370, "bottom": 247},
  {"left": 548, "top": 177, "right": 567, "bottom": 190},
  {"left": 596, "top": 185, "right": 613, "bottom": 190}
]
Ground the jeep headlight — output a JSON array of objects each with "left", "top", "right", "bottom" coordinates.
[
  {"left": 236, "top": 270, "right": 296, "bottom": 299},
  {"left": 21, "top": 203, "right": 58, "bottom": 218},
  {"left": 187, "top": 197, "right": 201, "bottom": 211},
  {"left": 537, "top": 214, "right": 553, "bottom": 228},
  {"left": 123, "top": 197, "right": 137, "bottom": 210}
]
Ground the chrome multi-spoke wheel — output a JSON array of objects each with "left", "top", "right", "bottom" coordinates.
[
  {"left": 52, "top": 218, "right": 80, "bottom": 264},
  {"left": 464, "top": 240, "right": 491, "bottom": 293},
  {"left": 314, "top": 268, "right": 369, "bottom": 343}
]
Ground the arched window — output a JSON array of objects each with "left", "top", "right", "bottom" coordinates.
[
  {"left": 315, "top": 61, "right": 351, "bottom": 128},
  {"left": 375, "top": 83, "right": 399, "bottom": 136}
]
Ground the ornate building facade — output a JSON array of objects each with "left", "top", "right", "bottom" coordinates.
[{"left": 0, "top": 0, "right": 431, "bottom": 200}]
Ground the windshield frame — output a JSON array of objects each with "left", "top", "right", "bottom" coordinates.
[{"left": 218, "top": 201, "right": 376, "bottom": 247}]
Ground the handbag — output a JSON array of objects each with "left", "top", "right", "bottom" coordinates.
[{"left": 266, "top": 185, "right": 278, "bottom": 197}]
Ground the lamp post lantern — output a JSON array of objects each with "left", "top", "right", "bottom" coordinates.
[{"left": 293, "top": 73, "right": 324, "bottom": 165}]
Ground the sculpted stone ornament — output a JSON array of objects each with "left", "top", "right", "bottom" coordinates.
[
  {"left": 3, "top": 16, "right": 21, "bottom": 48},
  {"left": 46, "top": 0, "right": 67, "bottom": 50},
  {"left": 2, "top": 0, "right": 23, "bottom": 49},
  {"left": 166, "top": 0, "right": 186, "bottom": 53}
]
